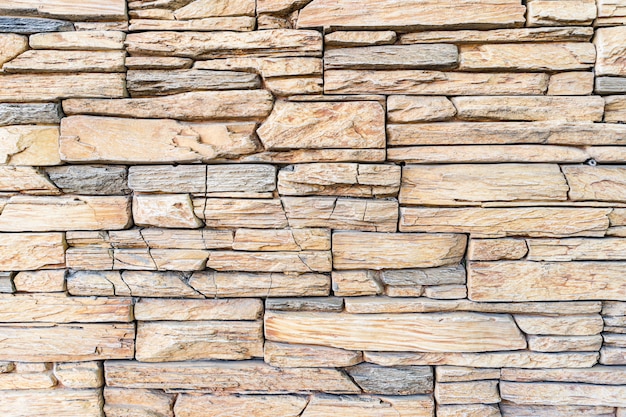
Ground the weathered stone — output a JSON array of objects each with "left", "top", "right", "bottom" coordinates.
[
  {"left": 0, "top": 371, "right": 57, "bottom": 390},
  {"left": 62, "top": 90, "right": 273, "bottom": 120},
  {"left": 606, "top": 95, "right": 626, "bottom": 123},
  {"left": 600, "top": 347, "right": 626, "bottom": 365},
  {"left": 400, "top": 164, "right": 567, "bottom": 205},
  {"left": 0, "top": 389, "right": 103, "bottom": 417},
  {"left": 436, "top": 366, "right": 501, "bottom": 383},
  {"left": 527, "top": 0, "right": 596, "bottom": 26},
  {"left": 130, "top": 164, "right": 275, "bottom": 196},
  {"left": 174, "top": 394, "right": 307, "bottom": 417},
  {"left": 452, "top": 96, "right": 604, "bottom": 122},
  {"left": 136, "top": 320, "right": 263, "bottom": 361},
  {"left": 365, "top": 351, "right": 599, "bottom": 369},
  {"left": 264, "top": 341, "right": 362, "bottom": 368},
  {"left": 501, "top": 382, "right": 626, "bottom": 407},
  {"left": 129, "top": 16, "right": 256, "bottom": 31},
  {"left": 388, "top": 121, "right": 626, "bottom": 146},
  {"left": 527, "top": 237, "right": 626, "bottom": 261},
  {"left": 241, "top": 149, "right": 387, "bottom": 164},
  {"left": 264, "top": 76, "right": 323, "bottom": 96},
  {"left": 435, "top": 381, "right": 500, "bottom": 405},
  {"left": 0, "top": 293, "right": 131, "bottom": 323},
  {"left": 346, "top": 364, "right": 433, "bottom": 395},
  {"left": 423, "top": 285, "right": 466, "bottom": 300},
  {"left": 133, "top": 194, "right": 202, "bottom": 228},
  {"left": 265, "top": 311, "right": 526, "bottom": 352},
  {"left": 172, "top": 0, "right": 255, "bottom": 18},
  {"left": 0, "top": 323, "right": 134, "bottom": 361},
  {"left": 66, "top": 271, "right": 127, "bottom": 297},
  {"left": 206, "top": 251, "right": 332, "bottom": 273},
  {"left": 0, "top": 166, "right": 59, "bottom": 195},
  {"left": 548, "top": 72, "right": 594, "bottom": 95},
  {"left": 233, "top": 228, "right": 330, "bottom": 251},
  {"left": 0, "top": 34, "right": 27, "bottom": 66},
  {"left": 325, "top": 71, "right": 548, "bottom": 95},
  {"left": 300, "top": 395, "right": 435, "bottom": 417},
  {"left": 468, "top": 239, "right": 527, "bottom": 261},
  {"left": 400, "top": 207, "right": 610, "bottom": 237},
  {"left": 325, "top": 31, "right": 396, "bottom": 47},
  {"left": 595, "top": 26, "right": 626, "bottom": 76},
  {"left": 0, "top": 73, "right": 125, "bottom": 102},
  {"left": 325, "top": 44, "right": 457, "bottom": 70},
  {"left": 194, "top": 56, "right": 322, "bottom": 78},
  {"left": 265, "top": 297, "right": 343, "bottom": 312},
  {"left": 400, "top": 27, "right": 594, "bottom": 44},
  {"left": 459, "top": 43, "right": 595, "bottom": 71},
  {"left": 53, "top": 362, "right": 102, "bottom": 389},
  {"left": 121, "top": 271, "right": 202, "bottom": 297},
  {"left": 189, "top": 271, "right": 330, "bottom": 298},
  {"left": 126, "top": 29, "right": 322, "bottom": 58},
  {"left": 47, "top": 165, "right": 129, "bottom": 195},
  {"left": 278, "top": 163, "right": 400, "bottom": 197},
  {"left": 0, "top": 103, "right": 62, "bottom": 126},
  {"left": 500, "top": 403, "right": 615, "bottom": 417},
  {"left": 127, "top": 69, "right": 261, "bottom": 97},
  {"left": 258, "top": 101, "right": 385, "bottom": 150},
  {"left": 0, "top": 0, "right": 125, "bottom": 20},
  {"left": 13, "top": 270, "right": 65, "bottom": 293},
  {"left": 381, "top": 266, "right": 466, "bottom": 286},
  {"left": 385, "top": 286, "right": 424, "bottom": 297},
  {"left": 344, "top": 297, "right": 600, "bottom": 315},
  {"left": 282, "top": 197, "right": 398, "bottom": 232},
  {"left": 502, "top": 366, "right": 626, "bottom": 385},
  {"left": 604, "top": 301, "right": 626, "bottom": 315},
  {"left": 514, "top": 314, "right": 603, "bottom": 335},
  {"left": 333, "top": 232, "right": 466, "bottom": 270},
  {"left": 297, "top": 0, "right": 525, "bottom": 30},
  {"left": 0, "top": 276, "right": 13, "bottom": 293},
  {"left": 114, "top": 248, "right": 209, "bottom": 271},
  {"left": 528, "top": 335, "right": 603, "bottom": 352},
  {"left": 597, "top": 0, "right": 626, "bottom": 23},
  {"left": 596, "top": 77, "right": 626, "bottom": 94},
  {"left": 105, "top": 360, "right": 360, "bottom": 393},
  {"left": 125, "top": 56, "right": 193, "bottom": 70},
  {"left": 0, "top": 196, "right": 131, "bottom": 232},
  {"left": 104, "top": 388, "right": 175, "bottom": 417},
  {"left": 195, "top": 199, "right": 288, "bottom": 229},
  {"left": 332, "top": 270, "right": 382, "bottom": 296},
  {"left": 469, "top": 261, "right": 626, "bottom": 301},
  {"left": 387, "top": 95, "right": 456, "bottom": 122},
  {"left": 438, "top": 404, "right": 501, "bottom": 417},
  {"left": 605, "top": 333, "right": 626, "bottom": 347},
  {"left": 0, "top": 125, "right": 60, "bottom": 166},
  {"left": 60, "top": 117, "right": 261, "bottom": 163},
  {"left": 135, "top": 298, "right": 261, "bottom": 321},
  {"left": 66, "top": 248, "right": 115, "bottom": 271},
  {"left": 4, "top": 50, "right": 125, "bottom": 73},
  {"left": 0, "top": 17, "right": 74, "bottom": 33},
  {"left": 29, "top": 30, "right": 124, "bottom": 50}
]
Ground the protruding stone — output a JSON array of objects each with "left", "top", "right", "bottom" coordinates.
[
  {"left": 264, "top": 341, "right": 362, "bottom": 368},
  {"left": 47, "top": 165, "right": 129, "bottom": 195},
  {"left": 0, "top": 103, "right": 61, "bottom": 126},
  {"left": 332, "top": 270, "right": 382, "bottom": 296},
  {"left": 3, "top": 50, "right": 126, "bottom": 73},
  {"left": 325, "top": 31, "right": 396, "bottom": 47},
  {"left": 468, "top": 239, "right": 528, "bottom": 261},
  {"left": 133, "top": 194, "right": 203, "bottom": 228}
]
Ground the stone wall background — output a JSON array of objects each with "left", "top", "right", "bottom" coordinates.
[{"left": 1, "top": 0, "right": 626, "bottom": 415}]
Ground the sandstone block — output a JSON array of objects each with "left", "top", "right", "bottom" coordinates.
[
  {"left": 0, "top": 125, "right": 60, "bottom": 166},
  {"left": 206, "top": 251, "right": 332, "bottom": 273},
  {"left": 264, "top": 341, "right": 362, "bottom": 368},
  {"left": 595, "top": 26, "right": 626, "bottom": 76},
  {"left": 381, "top": 265, "right": 466, "bottom": 286},
  {"left": 500, "top": 404, "right": 615, "bottom": 417},
  {"left": 195, "top": 199, "right": 288, "bottom": 228},
  {"left": 233, "top": 228, "right": 330, "bottom": 251},
  {"left": 54, "top": 362, "right": 102, "bottom": 389},
  {"left": 0, "top": 232, "right": 65, "bottom": 271},
  {"left": 527, "top": 0, "right": 596, "bottom": 25},
  {"left": 265, "top": 297, "right": 344, "bottom": 312},
  {"left": 468, "top": 239, "right": 528, "bottom": 261},
  {"left": 175, "top": 394, "right": 307, "bottom": 417},
  {"left": 548, "top": 72, "right": 594, "bottom": 95},
  {"left": 387, "top": 95, "right": 456, "bottom": 122},
  {"left": 501, "top": 382, "right": 626, "bottom": 407},
  {"left": 332, "top": 270, "right": 383, "bottom": 296},
  {"left": 400, "top": 27, "right": 594, "bottom": 44},
  {"left": 30, "top": 30, "right": 125, "bottom": 50},
  {"left": 104, "top": 387, "right": 175, "bottom": 417},
  {"left": 135, "top": 298, "right": 262, "bottom": 321},
  {"left": 606, "top": 95, "right": 626, "bottom": 123},
  {"left": 13, "top": 270, "right": 65, "bottom": 293},
  {"left": 0, "top": 34, "right": 27, "bottom": 66},
  {"left": 325, "top": 31, "right": 396, "bottom": 47},
  {"left": 346, "top": 364, "right": 433, "bottom": 395},
  {"left": 129, "top": 16, "right": 256, "bottom": 31},
  {"left": 0, "top": 0, "right": 126, "bottom": 20},
  {"left": 325, "top": 44, "right": 457, "bottom": 70},
  {"left": 436, "top": 366, "right": 501, "bottom": 383},
  {"left": 435, "top": 380, "right": 500, "bottom": 405},
  {"left": 47, "top": 165, "right": 129, "bottom": 195},
  {"left": 527, "top": 237, "right": 626, "bottom": 261},
  {"left": 514, "top": 314, "right": 603, "bottom": 335},
  {"left": 301, "top": 395, "right": 435, "bottom": 417},
  {"left": 528, "top": 335, "right": 603, "bottom": 352},
  {"left": 437, "top": 404, "right": 501, "bottom": 417},
  {"left": 133, "top": 194, "right": 203, "bottom": 228},
  {"left": 0, "top": 389, "right": 103, "bottom": 417},
  {"left": 4, "top": 50, "right": 126, "bottom": 73}
]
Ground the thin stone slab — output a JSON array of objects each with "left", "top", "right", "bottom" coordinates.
[
  {"left": 325, "top": 31, "right": 397, "bottom": 47},
  {"left": 500, "top": 382, "right": 626, "bottom": 407},
  {"left": 46, "top": 165, "right": 129, "bottom": 195},
  {"left": 387, "top": 95, "right": 456, "bottom": 122},
  {"left": 0, "top": 17, "right": 73, "bottom": 33},
  {"left": 265, "top": 297, "right": 343, "bottom": 312},
  {"left": 501, "top": 366, "right": 626, "bottom": 385},
  {"left": 3, "top": 50, "right": 126, "bottom": 73},
  {"left": 300, "top": 395, "right": 435, "bottom": 417},
  {"left": 381, "top": 265, "right": 466, "bottom": 286},
  {"left": 0, "top": 103, "right": 61, "bottom": 126},
  {"left": 29, "top": 30, "right": 125, "bottom": 50},
  {"left": 174, "top": 394, "right": 307, "bottom": 417},
  {"left": 527, "top": 0, "right": 596, "bottom": 26},
  {"left": 264, "top": 341, "right": 362, "bottom": 368},
  {"left": 435, "top": 380, "right": 500, "bottom": 405},
  {"left": 527, "top": 237, "right": 626, "bottom": 261},
  {"left": 104, "top": 388, "right": 175, "bottom": 417},
  {"left": 324, "top": 44, "right": 458, "bottom": 70},
  {"left": 400, "top": 27, "right": 594, "bottom": 44},
  {"left": 128, "top": 16, "right": 256, "bottom": 31},
  {"left": 500, "top": 403, "right": 615, "bottom": 417},
  {"left": 468, "top": 238, "right": 528, "bottom": 261},
  {"left": 0, "top": 389, "right": 103, "bottom": 417},
  {"left": 0, "top": 0, "right": 126, "bottom": 20},
  {"left": 596, "top": 77, "right": 626, "bottom": 94}
]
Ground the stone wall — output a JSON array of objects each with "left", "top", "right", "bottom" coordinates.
[{"left": 1, "top": 0, "right": 626, "bottom": 416}]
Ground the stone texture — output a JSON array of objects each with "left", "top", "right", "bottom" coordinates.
[
  {"left": 0, "top": 33, "right": 27, "bottom": 66},
  {"left": 527, "top": 237, "right": 626, "bottom": 261},
  {"left": 265, "top": 311, "right": 526, "bottom": 352},
  {"left": 346, "top": 364, "right": 433, "bottom": 395},
  {"left": 0, "top": 125, "right": 61, "bottom": 166},
  {"left": 0, "top": 233, "right": 65, "bottom": 271},
  {"left": 195, "top": 199, "right": 288, "bottom": 229},
  {"left": 0, "top": 16, "right": 74, "bottom": 33},
  {"left": 332, "top": 232, "right": 466, "bottom": 270},
  {"left": 400, "top": 27, "right": 594, "bottom": 44},
  {"left": 265, "top": 297, "right": 343, "bottom": 312},
  {"left": 514, "top": 314, "right": 604, "bottom": 335},
  {"left": 264, "top": 341, "right": 362, "bottom": 368},
  {"left": 12, "top": 270, "right": 65, "bottom": 293},
  {"left": 128, "top": 16, "right": 256, "bottom": 31},
  {"left": 606, "top": 95, "right": 626, "bottom": 123},
  {"left": 0, "top": 102, "right": 62, "bottom": 126},
  {"left": 527, "top": 0, "right": 596, "bottom": 26},
  {"left": 332, "top": 270, "right": 383, "bottom": 296},
  {"left": 46, "top": 165, "right": 129, "bottom": 195},
  {"left": 104, "top": 388, "right": 175, "bottom": 417},
  {"left": 0, "top": 389, "right": 103, "bottom": 417},
  {"left": 436, "top": 366, "right": 501, "bottom": 383},
  {"left": 325, "top": 44, "right": 458, "bottom": 70},
  {"left": 468, "top": 238, "right": 528, "bottom": 261},
  {"left": 387, "top": 95, "right": 456, "bottom": 122},
  {"left": 468, "top": 261, "right": 626, "bottom": 301},
  {"left": 435, "top": 380, "right": 500, "bottom": 404},
  {"left": 438, "top": 404, "right": 502, "bottom": 417},
  {"left": 301, "top": 395, "right": 435, "bottom": 417},
  {"left": 135, "top": 298, "right": 262, "bottom": 321},
  {"left": 500, "top": 404, "right": 615, "bottom": 417},
  {"left": 595, "top": 26, "right": 626, "bottom": 76},
  {"left": 528, "top": 335, "right": 603, "bottom": 352},
  {"left": 548, "top": 72, "right": 595, "bottom": 95},
  {"left": 233, "top": 228, "right": 330, "bottom": 251},
  {"left": 174, "top": 394, "right": 308, "bottom": 417},
  {"left": 501, "top": 382, "right": 626, "bottom": 407},
  {"left": 206, "top": 251, "right": 332, "bottom": 273},
  {"left": 4, "top": 50, "right": 126, "bottom": 73},
  {"left": 0, "top": 0, "right": 126, "bottom": 20},
  {"left": 133, "top": 194, "right": 203, "bottom": 228},
  {"left": 325, "top": 31, "right": 397, "bottom": 47},
  {"left": 596, "top": 77, "right": 626, "bottom": 94}
]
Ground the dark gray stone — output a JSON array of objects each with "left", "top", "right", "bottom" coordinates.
[
  {"left": 0, "top": 103, "right": 63, "bottom": 126},
  {"left": 265, "top": 297, "right": 344, "bottom": 312},
  {"left": 46, "top": 165, "right": 129, "bottom": 195},
  {"left": 0, "top": 17, "right": 73, "bottom": 34},
  {"left": 596, "top": 77, "right": 626, "bottom": 94},
  {"left": 346, "top": 363, "right": 434, "bottom": 395}
]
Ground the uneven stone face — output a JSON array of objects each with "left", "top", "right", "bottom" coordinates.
[
  {"left": 527, "top": 0, "right": 596, "bottom": 26},
  {"left": 324, "top": 44, "right": 458, "bottom": 70},
  {"left": 595, "top": 26, "right": 626, "bottom": 76},
  {"left": 264, "top": 341, "right": 362, "bottom": 368},
  {"left": 387, "top": 95, "right": 456, "bottom": 122},
  {"left": 0, "top": 0, "right": 126, "bottom": 20},
  {"left": 174, "top": 394, "right": 308, "bottom": 417},
  {"left": 501, "top": 382, "right": 626, "bottom": 407}
]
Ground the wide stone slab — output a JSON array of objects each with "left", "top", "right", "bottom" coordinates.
[
  {"left": 333, "top": 232, "right": 466, "bottom": 269},
  {"left": 527, "top": 237, "right": 626, "bottom": 261},
  {"left": 468, "top": 261, "right": 626, "bottom": 301},
  {"left": 0, "top": 0, "right": 126, "bottom": 20},
  {"left": 265, "top": 311, "right": 526, "bottom": 352},
  {"left": 3, "top": 50, "right": 126, "bottom": 73},
  {"left": 0, "top": 389, "right": 103, "bottom": 417},
  {"left": 297, "top": 0, "right": 525, "bottom": 30},
  {"left": 324, "top": 44, "right": 458, "bottom": 70},
  {"left": 501, "top": 382, "right": 626, "bottom": 407},
  {"left": 174, "top": 394, "right": 307, "bottom": 417},
  {"left": 0, "top": 232, "right": 65, "bottom": 271}
]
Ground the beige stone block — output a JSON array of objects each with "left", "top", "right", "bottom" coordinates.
[
  {"left": 595, "top": 26, "right": 626, "bottom": 76},
  {"left": 606, "top": 95, "right": 626, "bottom": 123},
  {"left": 133, "top": 194, "right": 202, "bottom": 229},
  {"left": 0, "top": 233, "right": 65, "bottom": 271},
  {"left": 125, "top": 56, "right": 193, "bottom": 70},
  {"left": 333, "top": 232, "right": 466, "bottom": 270},
  {"left": 206, "top": 251, "right": 332, "bottom": 273},
  {"left": 0, "top": 0, "right": 126, "bottom": 20},
  {"left": 325, "top": 44, "right": 457, "bottom": 70},
  {"left": 4, "top": 50, "right": 125, "bottom": 73},
  {"left": 435, "top": 380, "right": 500, "bottom": 405},
  {"left": 332, "top": 270, "right": 382, "bottom": 296},
  {"left": 264, "top": 341, "right": 363, "bottom": 368},
  {"left": 501, "top": 366, "right": 626, "bottom": 385},
  {"left": 468, "top": 239, "right": 528, "bottom": 261},
  {"left": 241, "top": 149, "right": 387, "bottom": 164},
  {"left": 548, "top": 72, "right": 594, "bottom": 95},
  {"left": 437, "top": 404, "right": 501, "bottom": 417},
  {"left": 194, "top": 56, "right": 322, "bottom": 78},
  {"left": 265, "top": 311, "right": 526, "bottom": 352},
  {"left": 500, "top": 404, "right": 615, "bottom": 417},
  {"left": 54, "top": 362, "right": 102, "bottom": 389},
  {"left": 600, "top": 347, "right": 626, "bottom": 365},
  {"left": 0, "top": 125, "right": 60, "bottom": 166},
  {"left": 527, "top": 0, "right": 596, "bottom": 26},
  {"left": 400, "top": 27, "right": 594, "bottom": 44},
  {"left": 233, "top": 228, "right": 330, "bottom": 251},
  {"left": 135, "top": 298, "right": 262, "bottom": 321},
  {"left": 301, "top": 394, "right": 435, "bottom": 417},
  {"left": 0, "top": 389, "right": 103, "bottom": 417},
  {"left": 29, "top": 30, "right": 125, "bottom": 50},
  {"left": 0, "top": 34, "right": 27, "bottom": 66},
  {"left": 527, "top": 335, "right": 603, "bottom": 352},
  {"left": 128, "top": 16, "right": 256, "bottom": 31},
  {"left": 501, "top": 381, "right": 626, "bottom": 407},
  {"left": 387, "top": 95, "right": 456, "bottom": 123},
  {"left": 527, "top": 237, "right": 626, "bottom": 261},
  {"left": 104, "top": 387, "right": 175, "bottom": 417},
  {"left": 514, "top": 314, "right": 603, "bottom": 335},
  {"left": 469, "top": 261, "right": 626, "bottom": 301},
  {"left": 436, "top": 366, "right": 501, "bottom": 383},
  {"left": 423, "top": 285, "right": 466, "bottom": 300},
  {"left": 325, "top": 31, "right": 396, "bottom": 47},
  {"left": 13, "top": 270, "right": 65, "bottom": 292},
  {"left": 0, "top": 372, "right": 57, "bottom": 390},
  {"left": 175, "top": 394, "right": 307, "bottom": 417},
  {"left": 195, "top": 198, "right": 288, "bottom": 229},
  {"left": 173, "top": 0, "right": 255, "bottom": 18}
]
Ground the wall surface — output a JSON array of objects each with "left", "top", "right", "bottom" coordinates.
[{"left": 1, "top": 0, "right": 626, "bottom": 416}]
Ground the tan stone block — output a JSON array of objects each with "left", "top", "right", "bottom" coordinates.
[
  {"left": 381, "top": 266, "right": 466, "bottom": 287},
  {"left": 195, "top": 198, "right": 288, "bottom": 229},
  {"left": 0, "top": 323, "right": 134, "bottom": 362},
  {"left": 600, "top": 347, "right": 626, "bottom": 365},
  {"left": 548, "top": 72, "right": 594, "bottom": 95},
  {"left": 104, "top": 387, "right": 175, "bottom": 417},
  {"left": 175, "top": 394, "right": 307, "bottom": 417},
  {"left": 0, "top": 233, "right": 65, "bottom": 271},
  {"left": 265, "top": 311, "right": 526, "bottom": 352},
  {"left": 385, "top": 286, "right": 424, "bottom": 297},
  {"left": 13, "top": 270, "right": 65, "bottom": 293},
  {"left": 173, "top": 0, "right": 255, "bottom": 18},
  {"left": 0, "top": 372, "right": 57, "bottom": 390},
  {"left": 0, "top": 125, "right": 60, "bottom": 166},
  {"left": 528, "top": 335, "right": 603, "bottom": 352},
  {"left": 435, "top": 380, "right": 500, "bottom": 405},
  {"left": 65, "top": 248, "right": 114, "bottom": 270},
  {"left": 193, "top": 56, "right": 322, "bottom": 78},
  {"left": 4, "top": 50, "right": 125, "bottom": 73},
  {"left": 325, "top": 70, "right": 548, "bottom": 95},
  {"left": 0, "top": 34, "right": 27, "bottom": 66},
  {"left": 469, "top": 261, "right": 626, "bottom": 301},
  {"left": 325, "top": 31, "right": 396, "bottom": 47},
  {"left": 125, "top": 56, "right": 193, "bottom": 70},
  {"left": 332, "top": 270, "right": 382, "bottom": 296},
  {"left": 241, "top": 149, "right": 387, "bottom": 164},
  {"left": 527, "top": 0, "right": 596, "bottom": 26},
  {"left": 264, "top": 341, "right": 363, "bottom": 368},
  {"left": 106, "top": 228, "right": 233, "bottom": 250},
  {"left": 597, "top": 0, "right": 626, "bottom": 24},
  {"left": 514, "top": 314, "right": 603, "bottom": 335},
  {"left": 135, "top": 298, "right": 262, "bottom": 321},
  {"left": 423, "top": 285, "right": 466, "bottom": 300},
  {"left": 301, "top": 394, "right": 435, "bottom": 417},
  {"left": 133, "top": 194, "right": 202, "bottom": 228},
  {"left": 501, "top": 366, "right": 626, "bottom": 385},
  {"left": 29, "top": 30, "right": 125, "bottom": 50},
  {"left": 527, "top": 237, "right": 626, "bottom": 261},
  {"left": 0, "top": 0, "right": 126, "bottom": 20},
  {"left": 54, "top": 362, "right": 102, "bottom": 389},
  {"left": 0, "top": 389, "right": 103, "bottom": 417},
  {"left": 105, "top": 360, "right": 360, "bottom": 393},
  {"left": 501, "top": 381, "right": 626, "bottom": 407},
  {"left": 468, "top": 239, "right": 527, "bottom": 261},
  {"left": 400, "top": 27, "right": 594, "bottom": 44},
  {"left": 436, "top": 366, "right": 501, "bottom": 383},
  {"left": 278, "top": 163, "right": 400, "bottom": 197},
  {"left": 206, "top": 251, "right": 332, "bottom": 273},
  {"left": 500, "top": 404, "right": 615, "bottom": 417},
  {"left": 297, "top": 0, "right": 525, "bottom": 29},
  {"left": 333, "top": 232, "right": 466, "bottom": 270},
  {"left": 129, "top": 16, "right": 256, "bottom": 31},
  {"left": 387, "top": 95, "right": 456, "bottom": 122},
  {"left": 283, "top": 197, "right": 398, "bottom": 232},
  {"left": 233, "top": 228, "right": 330, "bottom": 251},
  {"left": 437, "top": 404, "right": 501, "bottom": 417},
  {"left": 606, "top": 95, "right": 626, "bottom": 123},
  {"left": 400, "top": 207, "right": 610, "bottom": 237},
  {"left": 325, "top": 44, "right": 457, "bottom": 70},
  {"left": 136, "top": 320, "right": 263, "bottom": 361},
  {"left": 595, "top": 26, "right": 626, "bottom": 76},
  {"left": 126, "top": 29, "right": 322, "bottom": 58}
]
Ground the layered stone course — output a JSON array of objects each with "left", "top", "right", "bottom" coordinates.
[{"left": 1, "top": 0, "right": 626, "bottom": 416}]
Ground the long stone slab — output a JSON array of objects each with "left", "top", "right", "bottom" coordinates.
[
  {"left": 500, "top": 382, "right": 626, "bottom": 407},
  {"left": 0, "top": 389, "right": 103, "bottom": 417},
  {"left": 0, "top": 0, "right": 126, "bottom": 20},
  {"left": 0, "top": 232, "right": 65, "bottom": 271},
  {"left": 324, "top": 44, "right": 458, "bottom": 70}
]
